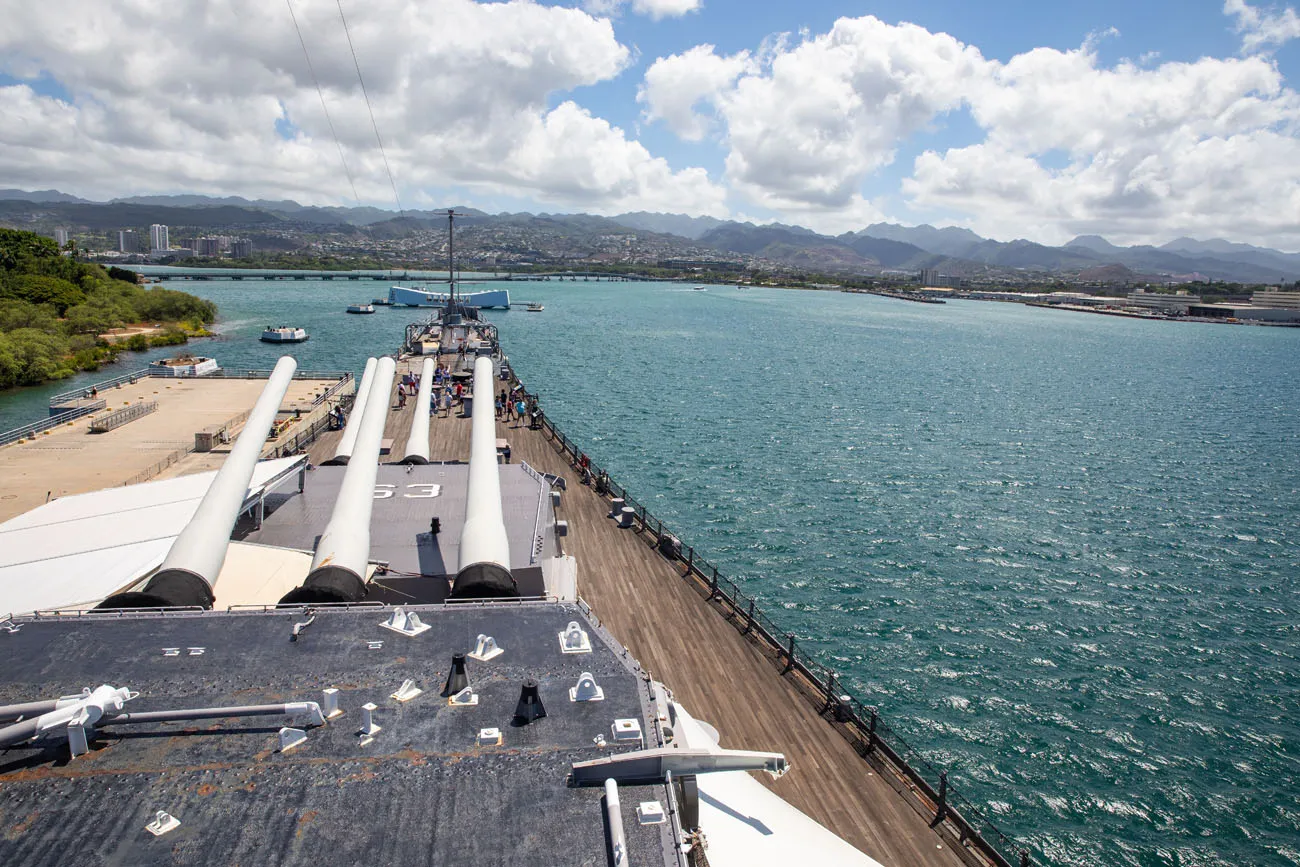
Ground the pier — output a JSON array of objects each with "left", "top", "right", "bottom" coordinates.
[{"left": 0, "top": 369, "right": 352, "bottom": 522}]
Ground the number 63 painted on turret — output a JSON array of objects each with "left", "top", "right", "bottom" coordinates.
[{"left": 373, "top": 484, "right": 441, "bottom": 499}]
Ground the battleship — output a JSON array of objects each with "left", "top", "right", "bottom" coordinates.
[{"left": 0, "top": 270, "right": 1031, "bottom": 866}]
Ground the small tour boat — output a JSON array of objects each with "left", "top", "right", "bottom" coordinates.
[
  {"left": 526, "top": 302, "right": 544, "bottom": 312},
  {"left": 148, "top": 355, "right": 220, "bottom": 377},
  {"left": 260, "top": 325, "right": 309, "bottom": 343},
  {"left": 346, "top": 304, "right": 376, "bottom": 314}
]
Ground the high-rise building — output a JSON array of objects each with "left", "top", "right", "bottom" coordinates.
[
  {"left": 149, "top": 224, "right": 170, "bottom": 252},
  {"left": 195, "top": 237, "right": 222, "bottom": 257},
  {"left": 231, "top": 238, "right": 253, "bottom": 258},
  {"left": 118, "top": 230, "right": 140, "bottom": 253},
  {"left": 53, "top": 228, "right": 70, "bottom": 246}
]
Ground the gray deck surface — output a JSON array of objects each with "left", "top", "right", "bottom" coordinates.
[
  {"left": 0, "top": 605, "right": 676, "bottom": 867},
  {"left": 240, "top": 463, "right": 552, "bottom": 579}
]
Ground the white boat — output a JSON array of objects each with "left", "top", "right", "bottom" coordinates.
[
  {"left": 346, "top": 304, "right": 376, "bottom": 314},
  {"left": 260, "top": 325, "right": 308, "bottom": 343},
  {"left": 148, "top": 355, "right": 220, "bottom": 377},
  {"left": 526, "top": 302, "right": 544, "bottom": 312},
  {"left": 387, "top": 284, "right": 511, "bottom": 309}
]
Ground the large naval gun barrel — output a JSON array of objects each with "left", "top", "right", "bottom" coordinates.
[
  {"left": 451, "top": 355, "right": 517, "bottom": 599},
  {"left": 326, "top": 356, "right": 377, "bottom": 465},
  {"left": 400, "top": 358, "right": 434, "bottom": 464},
  {"left": 281, "top": 356, "right": 397, "bottom": 604},
  {"left": 99, "top": 356, "right": 299, "bottom": 609}
]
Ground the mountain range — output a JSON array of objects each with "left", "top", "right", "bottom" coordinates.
[{"left": 2, "top": 189, "right": 1297, "bottom": 283}]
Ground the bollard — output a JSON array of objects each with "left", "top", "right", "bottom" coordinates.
[{"left": 617, "top": 507, "right": 635, "bottom": 529}]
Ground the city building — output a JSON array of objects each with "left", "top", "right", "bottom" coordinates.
[
  {"left": 195, "top": 237, "right": 222, "bottom": 257},
  {"left": 1250, "top": 287, "right": 1300, "bottom": 310},
  {"left": 149, "top": 224, "right": 170, "bottom": 252},
  {"left": 53, "top": 228, "right": 70, "bottom": 246},
  {"left": 1126, "top": 289, "right": 1202, "bottom": 314},
  {"left": 231, "top": 238, "right": 253, "bottom": 258},
  {"left": 118, "top": 230, "right": 139, "bottom": 253}
]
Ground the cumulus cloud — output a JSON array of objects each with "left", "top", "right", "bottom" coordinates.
[
  {"left": 641, "top": 17, "right": 986, "bottom": 221},
  {"left": 1225, "top": 0, "right": 1300, "bottom": 53},
  {"left": 638, "top": 45, "right": 754, "bottom": 140},
  {"left": 907, "top": 46, "right": 1300, "bottom": 244},
  {"left": 584, "top": 0, "right": 702, "bottom": 20},
  {"left": 0, "top": 0, "right": 726, "bottom": 216},
  {"left": 643, "top": 14, "right": 1300, "bottom": 246}
]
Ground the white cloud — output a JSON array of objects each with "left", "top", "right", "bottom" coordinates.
[
  {"left": 639, "top": 45, "right": 754, "bottom": 140},
  {"left": 907, "top": 45, "right": 1300, "bottom": 244},
  {"left": 641, "top": 17, "right": 986, "bottom": 225},
  {"left": 644, "top": 14, "right": 1300, "bottom": 247},
  {"left": 0, "top": 0, "right": 725, "bottom": 216},
  {"left": 584, "top": 0, "right": 702, "bottom": 20},
  {"left": 1225, "top": 0, "right": 1300, "bottom": 53}
]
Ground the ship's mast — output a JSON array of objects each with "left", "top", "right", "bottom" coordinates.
[{"left": 446, "top": 209, "right": 468, "bottom": 303}]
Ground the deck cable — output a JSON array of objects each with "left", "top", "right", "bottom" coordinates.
[
  {"left": 336, "top": 0, "right": 404, "bottom": 216},
  {"left": 285, "top": 0, "right": 362, "bottom": 207}
]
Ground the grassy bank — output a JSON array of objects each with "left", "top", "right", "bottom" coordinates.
[{"left": 0, "top": 229, "right": 217, "bottom": 389}]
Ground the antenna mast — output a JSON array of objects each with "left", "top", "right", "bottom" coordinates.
[{"left": 445, "top": 209, "right": 469, "bottom": 303}]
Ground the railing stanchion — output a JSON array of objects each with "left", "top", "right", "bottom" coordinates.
[
  {"left": 709, "top": 567, "right": 719, "bottom": 600},
  {"left": 784, "top": 633, "right": 796, "bottom": 673},
  {"left": 742, "top": 600, "right": 755, "bottom": 635}
]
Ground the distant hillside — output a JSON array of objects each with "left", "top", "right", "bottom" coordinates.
[
  {"left": 698, "top": 225, "right": 868, "bottom": 269},
  {"left": 0, "top": 189, "right": 91, "bottom": 204},
  {"left": 3, "top": 189, "right": 1300, "bottom": 283},
  {"left": 837, "top": 234, "right": 932, "bottom": 268},
  {"left": 0, "top": 200, "right": 285, "bottom": 230},
  {"left": 857, "top": 223, "right": 983, "bottom": 257},
  {"left": 607, "top": 211, "right": 728, "bottom": 240}
]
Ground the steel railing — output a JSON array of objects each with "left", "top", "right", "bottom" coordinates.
[{"left": 0, "top": 401, "right": 106, "bottom": 448}]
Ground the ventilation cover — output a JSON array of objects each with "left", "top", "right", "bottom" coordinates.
[
  {"left": 442, "top": 653, "right": 470, "bottom": 697},
  {"left": 514, "top": 679, "right": 547, "bottom": 724}
]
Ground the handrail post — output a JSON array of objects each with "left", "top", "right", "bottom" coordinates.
[
  {"left": 709, "top": 567, "right": 719, "bottom": 599},
  {"left": 867, "top": 709, "right": 878, "bottom": 752},
  {"left": 783, "top": 633, "right": 796, "bottom": 673},
  {"left": 931, "top": 772, "right": 948, "bottom": 827},
  {"left": 742, "top": 600, "right": 755, "bottom": 634},
  {"left": 1020, "top": 852, "right": 1031, "bottom": 867}
]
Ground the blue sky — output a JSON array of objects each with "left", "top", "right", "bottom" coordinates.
[{"left": 3, "top": 0, "right": 1300, "bottom": 247}]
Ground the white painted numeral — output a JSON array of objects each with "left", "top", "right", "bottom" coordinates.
[
  {"left": 403, "top": 483, "right": 441, "bottom": 499},
  {"left": 374, "top": 484, "right": 396, "bottom": 499}
]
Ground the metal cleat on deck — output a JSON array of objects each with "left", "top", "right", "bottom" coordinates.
[{"left": 559, "top": 621, "right": 591, "bottom": 654}]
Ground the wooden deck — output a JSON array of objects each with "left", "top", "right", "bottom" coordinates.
[{"left": 344, "top": 354, "right": 979, "bottom": 867}]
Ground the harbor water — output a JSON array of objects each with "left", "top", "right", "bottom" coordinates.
[{"left": 1, "top": 279, "right": 1296, "bottom": 866}]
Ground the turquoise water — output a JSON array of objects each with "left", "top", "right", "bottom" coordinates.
[{"left": 2, "top": 280, "right": 1297, "bottom": 866}]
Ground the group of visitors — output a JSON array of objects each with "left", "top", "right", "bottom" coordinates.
[{"left": 495, "top": 384, "right": 539, "bottom": 429}]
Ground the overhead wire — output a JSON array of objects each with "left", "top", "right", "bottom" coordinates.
[
  {"left": 285, "top": 0, "right": 361, "bottom": 207},
  {"left": 336, "top": 0, "right": 405, "bottom": 216}
]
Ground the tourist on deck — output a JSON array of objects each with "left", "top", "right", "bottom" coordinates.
[{"left": 495, "top": 395, "right": 503, "bottom": 418}]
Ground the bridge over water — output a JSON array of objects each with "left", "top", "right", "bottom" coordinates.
[{"left": 135, "top": 267, "right": 650, "bottom": 282}]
